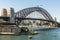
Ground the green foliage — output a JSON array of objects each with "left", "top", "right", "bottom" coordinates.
[{"left": 0, "top": 19, "right": 16, "bottom": 25}]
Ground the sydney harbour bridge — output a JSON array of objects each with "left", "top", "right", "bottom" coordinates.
[
  {"left": 15, "top": 7, "right": 53, "bottom": 20},
  {"left": 0, "top": 7, "right": 56, "bottom": 27}
]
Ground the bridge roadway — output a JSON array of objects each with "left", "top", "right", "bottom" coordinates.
[{"left": 0, "top": 16, "right": 57, "bottom": 23}]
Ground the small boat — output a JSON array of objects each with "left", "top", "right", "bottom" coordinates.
[
  {"left": 28, "top": 35, "right": 32, "bottom": 39},
  {"left": 30, "top": 31, "right": 38, "bottom": 35}
]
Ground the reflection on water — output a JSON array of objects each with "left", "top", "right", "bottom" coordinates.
[
  {"left": 0, "top": 28, "right": 60, "bottom": 40},
  {"left": 0, "top": 35, "right": 28, "bottom": 40}
]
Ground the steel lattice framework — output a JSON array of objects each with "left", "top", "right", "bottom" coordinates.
[{"left": 15, "top": 7, "right": 53, "bottom": 21}]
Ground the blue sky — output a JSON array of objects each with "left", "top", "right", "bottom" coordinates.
[{"left": 0, "top": 0, "right": 60, "bottom": 22}]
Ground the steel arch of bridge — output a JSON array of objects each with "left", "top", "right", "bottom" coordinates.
[{"left": 15, "top": 7, "right": 53, "bottom": 21}]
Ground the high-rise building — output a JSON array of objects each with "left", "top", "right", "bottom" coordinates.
[
  {"left": 7, "top": 8, "right": 15, "bottom": 23},
  {"left": 1, "top": 8, "right": 7, "bottom": 17}
]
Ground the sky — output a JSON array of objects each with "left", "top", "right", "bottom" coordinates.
[{"left": 0, "top": 0, "right": 60, "bottom": 22}]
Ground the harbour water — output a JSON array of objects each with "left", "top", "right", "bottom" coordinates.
[{"left": 0, "top": 28, "right": 60, "bottom": 40}]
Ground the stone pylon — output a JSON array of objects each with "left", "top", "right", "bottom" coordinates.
[
  {"left": 1, "top": 8, "right": 7, "bottom": 17},
  {"left": 7, "top": 8, "right": 15, "bottom": 23}
]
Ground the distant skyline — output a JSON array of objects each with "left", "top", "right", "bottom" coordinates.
[{"left": 0, "top": 0, "right": 60, "bottom": 22}]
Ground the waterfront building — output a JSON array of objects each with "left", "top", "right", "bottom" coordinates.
[
  {"left": 35, "top": 20, "right": 41, "bottom": 26},
  {"left": 20, "top": 20, "right": 32, "bottom": 25},
  {"left": 0, "top": 25, "right": 21, "bottom": 34}
]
